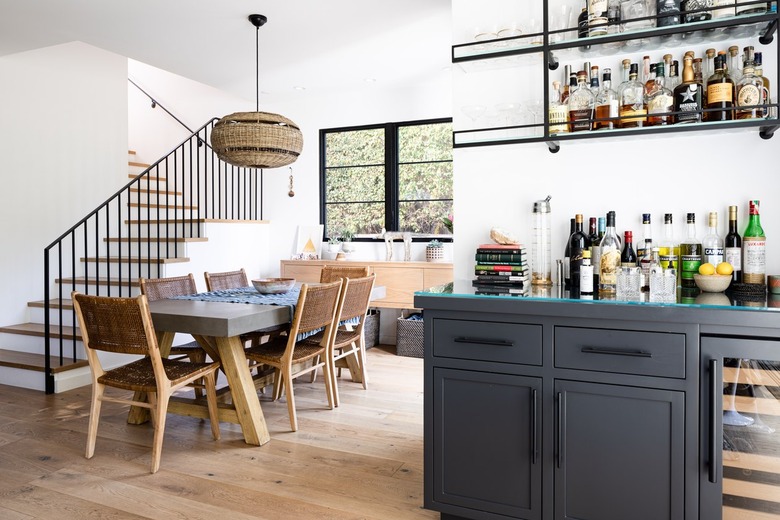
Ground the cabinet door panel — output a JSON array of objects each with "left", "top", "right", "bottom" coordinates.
[
  {"left": 555, "top": 380, "right": 685, "bottom": 520},
  {"left": 433, "top": 368, "right": 541, "bottom": 520}
]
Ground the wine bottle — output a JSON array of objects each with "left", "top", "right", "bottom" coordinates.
[
  {"left": 724, "top": 205, "right": 742, "bottom": 283},
  {"left": 679, "top": 212, "right": 702, "bottom": 289},
  {"left": 599, "top": 210, "right": 622, "bottom": 294},
  {"left": 564, "top": 217, "right": 576, "bottom": 288},
  {"left": 742, "top": 200, "right": 766, "bottom": 285},
  {"left": 580, "top": 249, "right": 595, "bottom": 295},
  {"left": 569, "top": 214, "right": 592, "bottom": 289},
  {"left": 621, "top": 231, "right": 638, "bottom": 267}
]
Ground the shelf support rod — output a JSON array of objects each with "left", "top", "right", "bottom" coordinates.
[
  {"left": 546, "top": 141, "right": 560, "bottom": 153},
  {"left": 759, "top": 18, "right": 777, "bottom": 45},
  {"left": 759, "top": 124, "right": 778, "bottom": 139}
]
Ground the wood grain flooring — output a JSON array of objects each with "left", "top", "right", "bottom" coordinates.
[{"left": 0, "top": 346, "right": 437, "bottom": 519}]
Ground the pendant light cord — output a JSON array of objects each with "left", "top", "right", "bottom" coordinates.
[{"left": 255, "top": 23, "right": 260, "bottom": 112}]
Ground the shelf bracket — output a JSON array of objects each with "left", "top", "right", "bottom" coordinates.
[
  {"left": 547, "top": 141, "right": 560, "bottom": 153},
  {"left": 548, "top": 52, "right": 559, "bottom": 71},
  {"left": 759, "top": 125, "right": 778, "bottom": 139},
  {"left": 759, "top": 19, "right": 777, "bottom": 45}
]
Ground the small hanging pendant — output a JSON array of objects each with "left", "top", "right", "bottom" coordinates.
[{"left": 288, "top": 168, "right": 295, "bottom": 197}]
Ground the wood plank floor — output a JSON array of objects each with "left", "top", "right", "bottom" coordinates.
[{"left": 0, "top": 346, "right": 437, "bottom": 519}]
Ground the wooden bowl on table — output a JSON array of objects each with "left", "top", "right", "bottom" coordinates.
[{"left": 252, "top": 278, "right": 295, "bottom": 294}]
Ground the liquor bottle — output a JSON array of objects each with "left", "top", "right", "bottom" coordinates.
[
  {"left": 682, "top": 0, "right": 711, "bottom": 22},
  {"left": 599, "top": 210, "right": 622, "bottom": 293},
  {"left": 702, "top": 211, "right": 724, "bottom": 266},
  {"left": 569, "top": 214, "right": 592, "bottom": 289},
  {"left": 679, "top": 212, "right": 702, "bottom": 289},
  {"left": 703, "top": 48, "right": 716, "bottom": 89},
  {"left": 618, "top": 63, "right": 647, "bottom": 127},
  {"left": 578, "top": 6, "right": 590, "bottom": 39},
  {"left": 705, "top": 54, "right": 735, "bottom": 122},
  {"left": 659, "top": 213, "right": 679, "bottom": 272},
  {"left": 727, "top": 45, "right": 743, "bottom": 84},
  {"left": 724, "top": 205, "right": 742, "bottom": 283},
  {"left": 580, "top": 250, "right": 595, "bottom": 295},
  {"left": 594, "top": 68, "right": 619, "bottom": 130},
  {"left": 621, "top": 231, "right": 638, "bottom": 266},
  {"left": 638, "top": 213, "right": 654, "bottom": 291},
  {"left": 588, "top": 0, "right": 609, "bottom": 36},
  {"left": 736, "top": 46, "right": 765, "bottom": 120},
  {"left": 569, "top": 70, "right": 596, "bottom": 132},
  {"left": 657, "top": 0, "right": 682, "bottom": 26},
  {"left": 641, "top": 56, "right": 652, "bottom": 86},
  {"left": 754, "top": 51, "right": 771, "bottom": 117},
  {"left": 592, "top": 216, "right": 606, "bottom": 287},
  {"left": 711, "top": 0, "right": 735, "bottom": 18},
  {"left": 561, "top": 65, "right": 573, "bottom": 104},
  {"left": 648, "top": 246, "right": 665, "bottom": 294},
  {"left": 736, "top": 0, "right": 766, "bottom": 15},
  {"left": 673, "top": 55, "right": 704, "bottom": 123},
  {"left": 644, "top": 63, "right": 658, "bottom": 97},
  {"left": 647, "top": 62, "right": 674, "bottom": 126},
  {"left": 564, "top": 217, "right": 576, "bottom": 288},
  {"left": 742, "top": 200, "right": 766, "bottom": 284},
  {"left": 549, "top": 81, "right": 571, "bottom": 135},
  {"left": 590, "top": 65, "right": 601, "bottom": 95},
  {"left": 621, "top": 58, "right": 631, "bottom": 84},
  {"left": 588, "top": 217, "right": 598, "bottom": 244},
  {"left": 607, "top": 0, "right": 622, "bottom": 35},
  {"left": 668, "top": 60, "right": 681, "bottom": 91}
]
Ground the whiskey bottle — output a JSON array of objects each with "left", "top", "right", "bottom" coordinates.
[
  {"left": 599, "top": 210, "right": 622, "bottom": 294},
  {"left": 568, "top": 70, "right": 596, "bottom": 132},
  {"left": 568, "top": 214, "right": 592, "bottom": 288},
  {"left": 705, "top": 54, "right": 734, "bottom": 122},
  {"left": 736, "top": 46, "right": 765, "bottom": 120},
  {"left": 682, "top": 0, "right": 712, "bottom": 22},
  {"left": 644, "top": 62, "right": 658, "bottom": 98},
  {"left": 673, "top": 55, "right": 704, "bottom": 124},
  {"left": 641, "top": 56, "right": 652, "bottom": 86},
  {"left": 724, "top": 205, "right": 742, "bottom": 283},
  {"left": 590, "top": 65, "right": 601, "bottom": 95},
  {"left": 549, "top": 81, "right": 570, "bottom": 135},
  {"left": 668, "top": 60, "right": 681, "bottom": 91},
  {"left": 618, "top": 63, "right": 647, "bottom": 128},
  {"left": 657, "top": 0, "right": 682, "bottom": 26},
  {"left": 742, "top": 200, "right": 766, "bottom": 284},
  {"left": 703, "top": 48, "right": 716, "bottom": 90},
  {"left": 754, "top": 51, "right": 771, "bottom": 117},
  {"left": 647, "top": 62, "right": 674, "bottom": 126},
  {"left": 594, "top": 68, "right": 619, "bottom": 130},
  {"left": 702, "top": 211, "right": 724, "bottom": 266},
  {"left": 659, "top": 213, "right": 680, "bottom": 272},
  {"left": 588, "top": 0, "right": 609, "bottom": 36},
  {"left": 679, "top": 212, "right": 702, "bottom": 289},
  {"left": 621, "top": 231, "right": 638, "bottom": 267}
]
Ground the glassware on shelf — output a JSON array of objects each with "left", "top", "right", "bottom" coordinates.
[
  {"left": 461, "top": 104, "right": 487, "bottom": 126},
  {"left": 620, "top": 0, "right": 655, "bottom": 43},
  {"left": 549, "top": 5, "right": 575, "bottom": 43},
  {"left": 617, "top": 266, "right": 642, "bottom": 301}
]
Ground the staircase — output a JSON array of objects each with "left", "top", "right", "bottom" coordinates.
[{"left": 0, "top": 120, "right": 268, "bottom": 393}]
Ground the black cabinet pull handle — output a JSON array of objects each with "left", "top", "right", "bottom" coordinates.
[
  {"left": 556, "top": 392, "right": 563, "bottom": 469},
  {"left": 581, "top": 346, "right": 653, "bottom": 358},
  {"left": 709, "top": 359, "right": 719, "bottom": 484},
  {"left": 454, "top": 336, "right": 514, "bottom": 347},
  {"left": 531, "top": 389, "right": 538, "bottom": 465}
]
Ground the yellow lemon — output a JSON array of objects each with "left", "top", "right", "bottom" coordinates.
[
  {"left": 716, "top": 262, "right": 734, "bottom": 276},
  {"left": 698, "top": 263, "right": 716, "bottom": 276}
]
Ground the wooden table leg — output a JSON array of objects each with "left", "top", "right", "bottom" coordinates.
[
  {"left": 214, "top": 335, "right": 270, "bottom": 446},
  {"left": 127, "top": 330, "right": 175, "bottom": 425}
]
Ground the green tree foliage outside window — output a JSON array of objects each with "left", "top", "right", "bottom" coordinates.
[{"left": 321, "top": 119, "right": 453, "bottom": 240}]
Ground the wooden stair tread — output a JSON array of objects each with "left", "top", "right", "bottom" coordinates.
[
  {"left": 0, "top": 322, "right": 79, "bottom": 340},
  {"left": 129, "top": 174, "right": 167, "bottom": 182},
  {"left": 128, "top": 160, "right": 151, "bottom": 168},
  {"left": 104, "top": 237, "right": 208, "bottom": 243},
  {"left": 0, "top": 349, "right": 88, "bottom": 374},
  {"left": 125, "top": 218, "right": 269, "bottom": 225},
  {"left": 56, "top": 277, "right": 140, "bottom": 287},
  {"left": 129, "top": 187, "right": 183, "bottom": 196},
  {"left": 80, "top": 256, "right": 190, "bottom": 264},
  {"left": 128, "top": 202, "right": 198, "bottom": 210},
  {"left": 28, "top": 299, "right": 73, "bottom": 310}
]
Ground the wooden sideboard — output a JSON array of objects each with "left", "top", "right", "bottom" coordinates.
[{"left": 280, "top": 260, "right": 453, "bottom": 309}]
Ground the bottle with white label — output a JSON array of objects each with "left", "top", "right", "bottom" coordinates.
[
  {"left": 702, "top": 211, "right": 724, "bottom": 266},
  {"left": 580, "top": 249, "right": 595, "bottom": 295},
  {"left": 742, "top": 200, "right": 766, "bottom": 284}
]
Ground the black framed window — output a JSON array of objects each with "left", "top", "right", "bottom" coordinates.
[{"left": 320, "top": 118, "right": 453, "bottom": 241}]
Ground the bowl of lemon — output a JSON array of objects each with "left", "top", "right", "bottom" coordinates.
[{"left": 694, "top": 262, "right": 733, "bottom": 292}]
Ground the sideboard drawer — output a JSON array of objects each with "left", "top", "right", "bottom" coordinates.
[
  {"left": 433, "top": 319, "right": 542, "bottom": 365},
  {"left": 554, "top": 326, "right": 686, "bottom": 378}
]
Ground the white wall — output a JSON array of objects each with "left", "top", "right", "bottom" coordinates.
[{"left": 0, "top": 42, "right": 127, "bottom": 325}]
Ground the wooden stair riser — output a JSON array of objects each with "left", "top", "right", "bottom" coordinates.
[
  {"left": 123, "top": 220, "right": 207, "bottom": 238},
  {"left": 65, "top": 262, "right": 167, "bottom": 280},
  {"left": 0, "top": 330, "right": 84, "bottom": 358},
  {"left": 127, "top": 206, "right": 201, "bottom": 221},
  {"left": 102, "top": 241, "right": 193, "bottom": 258}
]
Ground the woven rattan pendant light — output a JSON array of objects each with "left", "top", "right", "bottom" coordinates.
[{"left": 211, "top": 14, "right": 303, "bottom": 169}]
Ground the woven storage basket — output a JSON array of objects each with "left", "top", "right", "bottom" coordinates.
[
  {"left": 211, "top": 111, "right": 303, "bottom": 169},
  {"left": 396, "top": 315, "right": 424, "bottom": 358},
  {"left": 364, "top": 309, "right": 380, "bottom": 349}
]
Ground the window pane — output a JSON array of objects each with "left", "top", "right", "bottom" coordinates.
[
  {"left": 326, "top": 128, "right": 384, "bottom": 167},
  {"left": 399, "top": 162, "right": 453, "bottom": 200},
  {"left": 326, "top": 166, "right": 385, "bottom": 203},
  {"left": 326, "top": 202, "right": 385, "bottom": 236},
  {"left": 400, "top": 200, "right": 453, "bottom": 234},
  {"left": 398, "top": 122, "right": 453, "bottom": 163}
]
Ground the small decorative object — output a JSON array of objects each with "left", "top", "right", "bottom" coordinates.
[
  {"left": 490, "top": 227, "right": 520, "bottom": 245},
  {"left": 341, "top": 229, "right": 356, "bottom": 253},
  {"left": 252, "top": 278, "right": 296, "bottom": 294},
  {"left": 403, "top": 232, "right": 412, "bottom": 261},
  {"left": 426, "top": 240, "right": 444, "bottom": 262},
  {"left": 384, "top": 230, "right": 394, "bottom": 261},
  {"left": 441, "top": 214, "right": 453, "bottom": 233},
  {"left": 294, "top": 224, "right": 323, "bottom": 259},
  {"left": 288, "top": 167, "right": 295, "bottom": 197},
  {"left": 327, "top": 236, "right": 341, "bottom": 254},
  {"left": 694, "top": 274, "right": 732, "bottom": 293}
]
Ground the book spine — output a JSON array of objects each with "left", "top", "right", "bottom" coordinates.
[
  {"left": 476, "top": 261, "right": 526, "bottom": 267},
  {"left": 476, "top": 248, "right": 524, "bottom": 255},
  {"left": 474, "top": 269, "right": 529, "bottom": 276},
  {"left": 474, "top": 275, "right": 528, "bottom": 283},
  {"left": 475, "top": 253, "right": 525, "bottom": 262},
  {"left": 474, "top": 264, "right": 526, "bottom": 271}
]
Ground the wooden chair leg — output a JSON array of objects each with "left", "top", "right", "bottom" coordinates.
[
  {"left": 282, "top": 368, "right": 298, "bottom": 432},
  {"left": 86, "top": 383, "right": 104, "bottom": 459},
  {"left": 357, "top": 338, "right": 369, "bottom": 390},
  {"left": 187, "top": 351, "right": 206, "bottom": 399},
  {"left": 323, "top": 353, "right": 335, "bottom": 411},
  {"left": 309, "top": 355, "right": 319, "bottom": 383},
  {"left": 204, "top": 371, "right": 221, "bottom": 440},
  {"left": 150, "top": 389, "right": 170, "bottom": 474},
  {"left": 272, "top": 368, "right": 283, "bottom": 400}
]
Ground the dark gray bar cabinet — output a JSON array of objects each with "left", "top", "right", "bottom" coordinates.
[{"left": 416, "top": 282, "right": 780, "bottom": 520}]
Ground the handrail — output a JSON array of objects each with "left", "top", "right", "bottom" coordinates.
[
  {"left": 128, "top": 78, "right": 201, "bottom": 142},
  {"left": 43, "top": 119, "right": 263, "bottom": 393}
]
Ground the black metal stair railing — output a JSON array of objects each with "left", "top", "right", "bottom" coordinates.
[{"left": 42, "top": 119, "right": 263, "bottom": 393}]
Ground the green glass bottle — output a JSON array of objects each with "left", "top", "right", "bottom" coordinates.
[{"left": 742, "top": 200, "right": 766, "bottom": 285}]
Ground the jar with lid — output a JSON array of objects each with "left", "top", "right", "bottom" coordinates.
[{"left": 532, "top": 196, "right": 552, "bottom": 285}]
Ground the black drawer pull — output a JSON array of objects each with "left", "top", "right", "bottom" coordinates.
[
  {"left": 454, "top": 336, "right": 514, "bottom": 347},
  {"left": 581, "top": 346, "right": 653, "bottom": 358}
]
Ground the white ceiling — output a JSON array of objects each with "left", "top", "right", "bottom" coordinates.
[{"left": 0, "top": 0, "right": 453, "bottom": 103}]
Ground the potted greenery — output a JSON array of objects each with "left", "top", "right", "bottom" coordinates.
[
  {"left": 341, "top": 229, "right": 356, "bottom": 253},
  {"left": 327, "top": 235, "right": 341, "bottom": 254}
]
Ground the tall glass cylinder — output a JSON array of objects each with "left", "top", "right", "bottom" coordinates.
[{"left": 532, "top": 196, "right": 553, "bottom": 286}]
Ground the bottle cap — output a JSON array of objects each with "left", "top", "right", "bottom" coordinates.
[
  {"left": 629, "top": 63, "right": 639, "bottom": 74},
  {"left": 687, "top": 212, "right": 696, "bottom": 223},
  {"left": 624, "top": 230, "right": 633, "bottom": 240},
  {"left": 755, "top": 51, "right": 763, "bottom": 66},
  {"left": 729, "top": 45, "right": 739, "bottom": 56},
  {"left": 642, "top": 213, "right": 651, "bottom": 223},
  {"left": 583, "top": 249, "right": 591, "bottom": 259},
  {"left": 533, "top": 195, "right": 551, "bottom": 213},
  {"left": 664, "top": 213, "right": 673, "bottom": 224},
  {"left": 706, "top": 48, "right": 715, "bottom": 57}
]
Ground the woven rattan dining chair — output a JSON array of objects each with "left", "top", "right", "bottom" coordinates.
[
  {"left": 319, "top": 264, "right": 371, "bottom": 283},
  {"left": 303, "top": 274, "right": 375, "bottom": 407},
  {"left": 204, "top": 268, "right": 288, "bottom": 345},
  {"left": 244, "top": 280, "right": 343, "bottom": 432},
  {"left": 72, "top": 291, "right": 221, "bottom": 474}
]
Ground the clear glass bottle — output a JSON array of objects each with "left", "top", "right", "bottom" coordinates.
[
  {"left": 549, "top": 81, "right": 570, "bottom": 135},
  {"left": 531, "top": 196, "right": 553, "bottom": 286},
  {"left": 657, "top": 0, "right": 682, "bottom": 26},
  {"left": 724, "top": 205, "right": 742, "bottom": 283},
  {"left": 754, "top": 51, "right": 771, "bottom": 117},
  {"left": 607, "top": 0, "right": 623, "bottom": 35},
  {"left": 639, "top": 213, "right": 654, "bottom": 291},
  {"left": 592, "top": 216, "right": 606, "bottom": 287},
  {"left": 599, "top": 210, "right": 622, "bottom": 293},
  {"left": 742, "top": 200, "right": 766, "bottom": 284},
  {"left": 647, "top": 62, "right": 674, "bottom": 126},
  {"left": 705, "top": 54, "right": 735, "bottom": 122},
  {"left": 727, "top": 45, "right": 743, "bottom": 84},
  {"left": 673, "top": 55, "right": 704, "bottom": 123},
  {"left": 644, "top": 62, "right": 658, "bottom": 97},
  {"left": 594, "top": 68, "right": 619, "bottom": 130},
  {"left": 659, "top": 213, "right": 680, "bottom": 272},
  {"left": 703, "top": 48, "right": 716, "bottom": 88},
  {"left": 679, "top": 212, "right": 702, "bottom": 289},
  {"left": 703, "top": 211, "right": 725, "bottom": 266},
  {"left": 569, "top": 214, "right": 592, "bottom": 289},
  {"left": 618, "top": 63, "right": 647, "bottom": 128},
  {"left": 580, "top": 249, "right": 595, "bottom": 295},
  {"left": 642, "top": 55, "right": 652, "bottom": 85},
  {"left": 568, "top": 70, "right": 596, "bottom": 132},
  {"left": 736, "top": 46, "right": 765, "bottom": 120}
]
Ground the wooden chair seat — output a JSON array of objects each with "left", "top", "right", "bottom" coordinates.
[
  {"left": 98, "top": 358, "right": 218, "bottom": 391},
  {"left": 246, "top": 337, "right": 325, "bottom": 365}
]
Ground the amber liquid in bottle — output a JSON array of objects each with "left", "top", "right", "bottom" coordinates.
[{"left": 705, "top": 54, "right": 735, "bottom": 122}]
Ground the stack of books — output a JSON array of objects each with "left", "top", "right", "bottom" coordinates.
[{"left": 472, "top": 243, "right": 529, "bottom": 296}]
